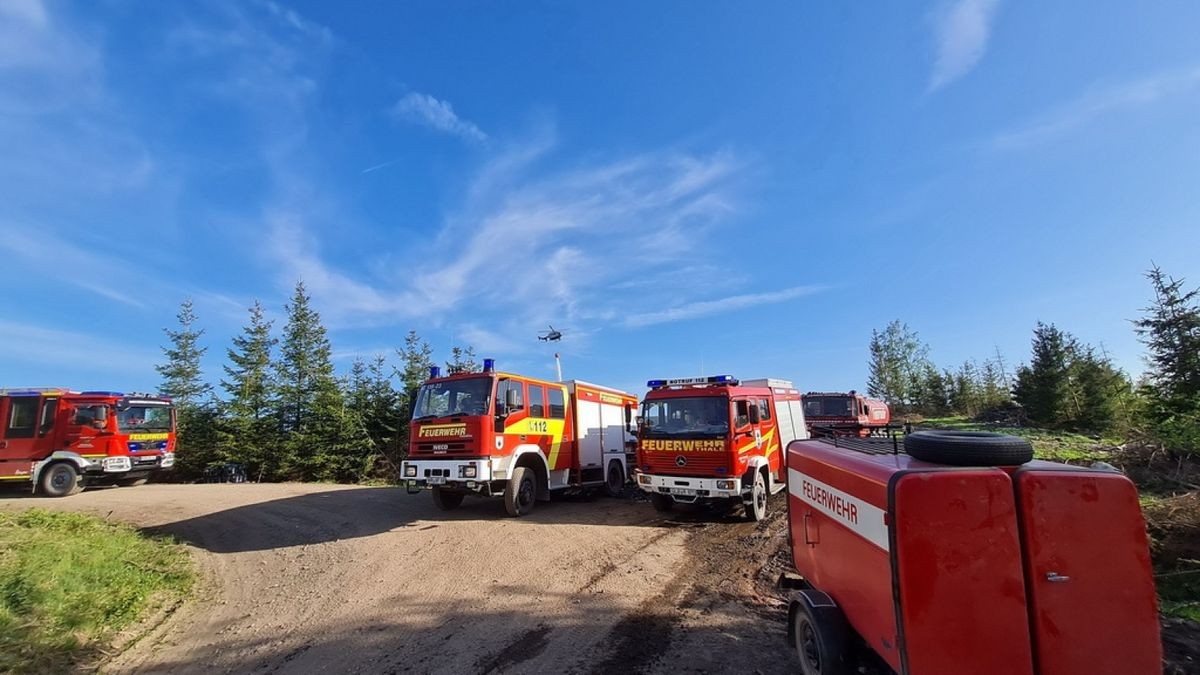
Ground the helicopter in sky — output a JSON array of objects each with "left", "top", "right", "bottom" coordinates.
[{"left": 537, "top": 325, "right": 563, "bottom": 342}]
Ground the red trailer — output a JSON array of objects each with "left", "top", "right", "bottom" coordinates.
[{"left": 783, "top": 430, "right": 1161, "bottom": 675}]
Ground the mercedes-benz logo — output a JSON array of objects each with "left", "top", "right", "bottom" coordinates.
[{"left": 675, "top": 456, "right": 687, "bottom": 467}]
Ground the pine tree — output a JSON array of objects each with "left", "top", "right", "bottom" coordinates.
[
  {"left": 221, "top": 301, "right": 278, "bottom": 480},
  {"left": 446, "top": 345, "right": 480, "bottom": 373},
  {"left": 156, "top": 299, "right": 216, "bottom": 477},
  {"left": 867, "top": 320, "right": 930, "bottom": 413},
  {"left": 1013, "top": 323, "right": 1073, "bottom": 427},
  {"left": 951, "top": 360, "right": 982, "bottom": 417},
  {"left": 397, "top": 330, "right": 435, "bottom": 448},
  {"left": 273, "top": 281, "right": 342, "bottom": 479},
  {"left": 1133, "top": 265, "right": 1200, "bottom": 451}
]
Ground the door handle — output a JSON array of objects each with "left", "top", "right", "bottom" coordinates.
[{"left": 1046, "top": 572, "right": 1070, "bottom": 583}]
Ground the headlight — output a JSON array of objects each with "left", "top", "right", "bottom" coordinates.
[
  {"left": 461, "top": 465, "right": 477, "bottom": 478},
  {"left": 716, "top": 480, "right": 737, "bottom": 490},
  {"left": 404, "top": 465, "right": 417, "bottom": 477},
  {"left": 638, "top": 474, "right": 651, "bottom": 485}
]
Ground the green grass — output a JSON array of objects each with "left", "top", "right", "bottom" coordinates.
[
  {"left": 919, "top": 416, "right": 1117, "bottom": 462},
  {"left": 0, "top": 509, "right": 194, "bottom": 673}
]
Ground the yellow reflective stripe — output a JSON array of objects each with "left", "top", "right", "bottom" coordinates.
[
  {"left": 0, "top": 475, "right": 31, "bottom": 481},
  {"left": 504, "top": 418, "right": 566, "bottom": 469}
]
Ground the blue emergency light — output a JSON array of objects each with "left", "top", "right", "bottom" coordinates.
[
  {"left": 646, "top": 379, "right": 667, "bottom": 388},
  {"left": 82, "top": 391, "right": 124, "bottom": 396},
  {"left": 429, "top": 366, "right": 441, "bottom": 379},
  {"left": 483, "top": 358, "right": 495, "bottom": 373}
]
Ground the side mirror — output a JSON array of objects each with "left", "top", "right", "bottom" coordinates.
[
  {"left": 624, "top": 404, "right": 633, "bottom": 432},
  {"left": 505, "top": 388, "right": 518, "bottom": 410},
  {"left": 748, "top": 405, "right": 760, "bottom": 425}
]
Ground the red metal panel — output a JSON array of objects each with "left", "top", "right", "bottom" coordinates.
[
  {"left": 1015, "top": 469, "right": 1161, "bottom": 675},
  {"left": 892, "top": 470, "right": 1035, "bottom": 675}
]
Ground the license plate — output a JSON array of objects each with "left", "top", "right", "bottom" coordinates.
[
  {"left": 672, "top": 488, "right": 697, "bottom": 496},
  {"left": 428, "top": 476, "right": 447, "bottom": 485}
]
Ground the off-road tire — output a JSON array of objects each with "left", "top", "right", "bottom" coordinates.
[
  {"left": 604, "top": 460, "right": 625, "bottom": 497},
  {"left": 432, "top": 486, "right": 464, "bottom": 511},
  {"left": 792, "top": 598, "right": 852, "bottom": 675},
  {"left": 745, "top": 470, "right": 768, "bottom": 521},
  {"left": 39, "top": 462, "right": 82, "bottom": 498},
  {"left": 905, "top": 430, "right": 1033, "bottom": 466},
  {"left": 505, "top": 466, "right": 536, "bottom": 517},
  {"left": 650, "top": 493, "right": 673, "bottom": 513},
  {"left": 117, "top": 477, "right": 149, "bottom": 487}
]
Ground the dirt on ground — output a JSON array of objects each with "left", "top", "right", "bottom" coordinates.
[{"left": 0, "top": 483, "right": 798, "bottom": 674}]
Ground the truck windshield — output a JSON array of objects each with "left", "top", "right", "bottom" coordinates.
[
  {"left": 117, "top": 404, "right": 173, "bottom": 432},
  {"left": 641, "top": 396, "right": 728, "bottom": 438},
  {"left": 413, "top": 377, "right": 493, "bottom": 420},
  {"left": 804, "top": 397, "right": 854, "bottom": 417}
]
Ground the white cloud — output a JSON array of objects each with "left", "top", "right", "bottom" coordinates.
[
  {"left": 0, "top": 320, "right": 160, "bottom": 375},
  {"left": 624, "top": 286, "right": 825, "bottom": 328},
  {"left": 991, "top": 66, "right": 1200, "bottom": 149},
  {"left": 392, "top": 92, "right": 487, "bottom": 143},
  {"left": 928, "top": 0, "right": 1000, "bottom": 91}
]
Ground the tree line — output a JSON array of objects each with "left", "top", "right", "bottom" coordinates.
[
  {"left": 156, "top": 281, "right": 480, "bottom": 482},
  {"left": 867, "top": 265, "right": 1200, "bottom": 452}
]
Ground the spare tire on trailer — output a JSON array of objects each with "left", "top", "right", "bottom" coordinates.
[{"left": 905, "top": 430, "right": 1034, "bottom": 466}]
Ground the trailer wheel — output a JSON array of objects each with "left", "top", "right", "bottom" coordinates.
[
  {"left": 791, "top": 597, "right": 851, "bottom": 675},
  {"left": 505, "top": 467, "right": 536, "bottom": 517},
  {"left": 39, "top": 462, "right": 82, "bottom": 498},
  {"left": 431, "top": 486, "right": 464, "bottom": 511},
  {"left": 905, "top": 430, "right": 1034, "bottom": 466},
  {"left": 745, "top": 470, "right": 768, "bottom": 521},
  {"left": 650, "top": 493, "right": 673, "bottom": 513},
  {"left": 604, "top": 459, "right": 625, "bottom": 497}
]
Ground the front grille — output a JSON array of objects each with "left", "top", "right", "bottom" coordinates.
[
  {"left": 414, "top": 442, "right": 471, "bottom": 455},
  {"left": 644, "top": 453, "right": 729, "bottom": 477}
]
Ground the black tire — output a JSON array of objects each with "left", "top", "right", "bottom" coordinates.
[
  {"left": 505, "top": 466, "right": 537, "bottom": 517},
  {"left": 650, "top": 493, "right": 673, "bottom": 513},
  {"left": 604, "top": 460, "right": 625, "bottom": 497},
  {"left": 792, "top": 597, "right": 851, "bottom": 675},
  {"left": 745, "top": 470, "right": 768, "bottom": 521},
  {"left": 905, "top": 430, "right": 1033, "bottom": 466},
  {"left": 39, "top": 463, "right": 81, "bottom": 498},
  {"left": 431, "top": 486, "right": 464, "bottom": 511},
  {"left": 117, "top": 477, "right": 149, "bottom": 487}
]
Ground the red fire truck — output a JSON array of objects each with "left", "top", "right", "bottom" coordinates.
[
  {"left": 803, "top": 391, "right": 890, "bottom": 437},
  {"left": 0, "top": 389, "right": 177, "bottom": 497},
  {"left": 633, "top": 376, "right": 807, "bottom": 521},
  {"left": 401, "top": 359, "right": 638, "bottom": 517},
  {"left": 783, "top": 430, "right": 1161, "bottom": 674}
]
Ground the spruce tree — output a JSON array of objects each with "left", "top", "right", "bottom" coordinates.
[
  {"left": 867, "top": 320, "right": 930, "bottom": 413},
  {"left": 156, "top": 299, "right": 217, "bottom": 477},
  {"left": 221, "top": 301, "right": 278, "bottom": 480},
  {"left": 446, "top": 345, "right": 480, "bottom": 373},
  {"left": 1133, "top": 265, "right": 1200, "bottom": 451},
  {"left": 273, "top": 281, "right": 342, "bottom": 478},
  {"left": 1013, "top": 322, "right": 1073, "bottom": 427}
]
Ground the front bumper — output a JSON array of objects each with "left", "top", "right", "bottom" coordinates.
[
  {"left": 635, "top": 472, "right": 744, "bottom": 502},
  {"left": 83, "top": 453, "right": 175, "bottom": 475},
  {"left": 401, "top": 458, "right": 495, "bottom": 493}
]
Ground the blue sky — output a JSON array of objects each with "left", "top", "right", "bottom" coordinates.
[{"left": 2, "top": 0, "right": 1199, "bottom": 397}]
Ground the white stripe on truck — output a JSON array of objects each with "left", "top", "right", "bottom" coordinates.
[{"left": 788, "top": 468, "right": 890, "bottom": 552}]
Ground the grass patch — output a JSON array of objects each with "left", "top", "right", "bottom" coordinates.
[
  {"left": 919, "top": 416, "right": 1116, "bottom": 462},
  {"left": 0, "top": 509, "right": 194, "bottom": 673}
]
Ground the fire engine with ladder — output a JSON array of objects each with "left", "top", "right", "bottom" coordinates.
[
  {"left": 633, "top": 375, "right": 808, "bottom": 520},
  {"left": 0, "top": 388, "right": 176, "bottom": 497},
  {"left": 401, "top": 359, "right": 638, "bottom": 516}
]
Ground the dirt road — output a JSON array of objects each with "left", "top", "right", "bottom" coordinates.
[{"left": 0, "top": 484, "right": 795, "bottom": 674}]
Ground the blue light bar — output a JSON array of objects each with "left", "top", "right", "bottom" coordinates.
[
  {"left": 429, "top": 366, "right": 441, "bottom": 379},
  {"left": 483, "top": 358, "right": 495, "bottom": 373},
  {"left": 707, "top": 375, "right": 736, "bottom": 384},
  {"left": 646, "top": 379, "right": 667, "bottom": 388},
  {"left": 81, "top": 391, "right": 124, "bottom": 396}
]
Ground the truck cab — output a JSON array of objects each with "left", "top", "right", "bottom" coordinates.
[
  {"left": 803, "top": 390, "right": 890, "bottom": 437},
  {"left": 0, "top": 389, "right": 176, "bottom": 497},
  {"left": 633, "top": 376, "right": 806, "bottom": 520}
]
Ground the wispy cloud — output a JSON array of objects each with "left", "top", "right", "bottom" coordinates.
[
  {"left": 361, "top": 157, "right": 402, "bottom": 174},
  {"left": 928, "top": 0, "right": 1001, "bottom": 91},
  {"left": 0, "top": 227, "right": 146, "bottom": 306},
  {"left": 991, "top": 66, "right": 1200, "bottom": 149},
  {"left": 624, "top": 286, "right": 825, "bottom": 328},
  {"left": 392, "top": 92, "right": 487, "bottom": 143},
  {"left": 0, "top": 320, "right": 160, "bottom": 375}
]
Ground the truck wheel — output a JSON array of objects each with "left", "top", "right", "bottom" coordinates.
[
  {"left": 905, "top": 430, "right": 1033, "bottom": 466},
  {"left": 745, "top": 470, "right": 767, "bottom": 521},
  {"left": 118, "top": 477, "right": 149, "bottom": 487},
  {"left": 431, "top": 486, "right": 464, "bottom": 511},
  {"left": 604, "top": 460, "right": 625, "bottom": 497},
  {"left": 39, "top": 463, "right": 82, "bottom": 498},
  {"left": 792, "top": 597, "right": 851, "bottom": 675},
  {"left": 505, "top": 467, "right": 536, "bottom": 517},
  {"left": 650, "top": 493, "right": 673, "bottom": 512}
]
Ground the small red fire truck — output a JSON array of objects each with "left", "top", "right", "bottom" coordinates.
[
  {"left": 784, "top": 430, "right": 1161, "bottom": 675},
  {"left": 0, "top": 388, "right": 177, "bottom": 497},
  {"left": 803, "top": 391, "right": 890, "bottom": 437},
  {"left": 633, "top": 376, "right": 807, "bottom": 520},
  {"left": 401, "top": 359, "right": 638, "bottom": 517}
]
